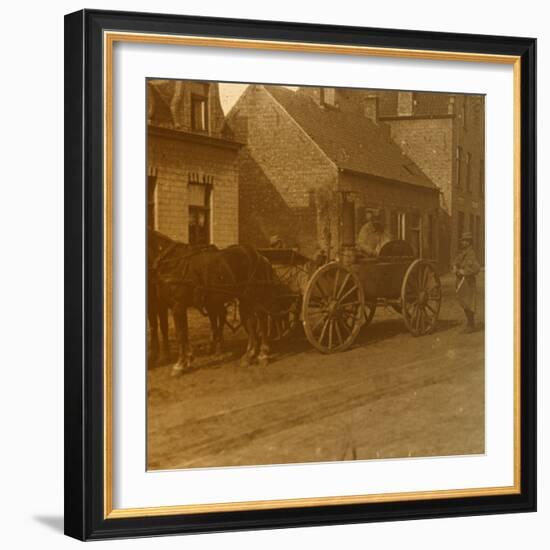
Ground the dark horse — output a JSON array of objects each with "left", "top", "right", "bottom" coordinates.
[
  {"left": 148, "top": 230, "right": 226, "bottom": 372},
  {"left": 214, "top": 244, "right": 279, "bottom": 368},
  {"left": 147, "top": 262, "right": 170, "bottom": 365},
  {"left": 148, "top": 230, "right": 279, "bottom": 374}
]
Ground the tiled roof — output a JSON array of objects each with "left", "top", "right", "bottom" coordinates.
[{"left": 264, "top": 86, "right": 437, "bottom": 190}]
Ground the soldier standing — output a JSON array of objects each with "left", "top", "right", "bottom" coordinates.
[{"left": 452, "top": 231, "right": 481, "bottom": 333}]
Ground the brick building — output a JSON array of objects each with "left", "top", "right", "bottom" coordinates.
[
  {"left": 147, "top": 80, "right": 240, "bottom": 246},
  {"left": 338, "top": 89, "right": 485, "bottom": 266},
  {"left": 226, "top": 85, "right": 441, "bottom": 261}
]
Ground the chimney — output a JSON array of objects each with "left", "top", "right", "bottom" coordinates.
[
  {"left": 448, "top": 95, "right": 456, "bottom": 115},
  {"left": 364, "top": 95, "right": 379, "bottom": 123},
  {"left": 397, "top": 91, "right": 414, "bottom": 116},
  {"left": 298, "top": 86, "right": 322, "bottom": 106}
]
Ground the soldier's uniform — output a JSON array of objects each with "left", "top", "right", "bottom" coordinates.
[
  {"left": 357, "top": 221, "right": 390, "bottom": 257},
  {"left": 452, "top": 232, "right": 480, "bottom": 332}
]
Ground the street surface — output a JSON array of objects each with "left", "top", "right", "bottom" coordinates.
[{"left": 147, "top": 273, "right": 485, "bottom": 470}]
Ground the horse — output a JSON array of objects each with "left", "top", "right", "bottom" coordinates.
[
  {"left": 149, "top": 231, "right": 280, "bottom": 373},
  {"left": 148, "top": 230, "right": 227, "bottom": 371},
  {"left": 212, "top": 244, "right": 279, "bottom": 368},
  {"left": 147, "top": 232, "right": 171, "bottom": 366},
  {"left": 147, "top": 265, "right": 170, "bottom": 366}
]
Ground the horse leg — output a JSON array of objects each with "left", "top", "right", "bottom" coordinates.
[
  {"left": 257, "top": 312, "right": 270, "bottom": 368},
  {"left": 240, "top": 307, "right": 258, "bottom": 366},
  {"left": 207, "top": 308, "right": 220, "bottom": 356},
  {"left": 172, "top": 305, "right": 193, "bottom": 376},
  {"left": 215, "top": 305, "right": 226, "bottom": 355}
]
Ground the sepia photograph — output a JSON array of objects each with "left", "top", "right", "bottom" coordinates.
[
  {"left": 146, "top": 79, "right": 485, "bottom": 471},
  {"left": 62, "top": 7, "right": 537, "bottom": 541}
]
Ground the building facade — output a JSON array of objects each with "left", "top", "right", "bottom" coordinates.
[
  {"left": 147, "top": 80, "right": 240, "bottom": 247},
  {"left": 227, "top": 85, "right": 441, "bottom": 261},
  {"left": 337, "top": 89, "right": 485, "bottom": 266}
]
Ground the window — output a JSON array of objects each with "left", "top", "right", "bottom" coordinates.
[
  {"left": 188, "top": 182, "right": 211, "bottom": 245},
  {"left": 191, "top": 94, "right": 208, "bottom": 131},
  {"left": 390, "top": 211, "right": 406, "bottom": 240},
  {"left": 408, "top": 212, "right": 422, "bottom": 258},
  {"left": 397, "top": 91, "right": 414, "bottom": 116},
  {"left": 479, "top": 159, "right": 485, "bottom": 197},
  {"left": 466, "top": 152, "right": 472, "bottom": 192},
  {"left": 462, "top": 97, "right": 468, "bottom": 130},
  {"left": 389, "top": 210, "right": 405, "bottom": 240},
  {"left": 398, "top": 212, "right": 406, "bottom": 240},
  {"left": 320, "top": 87, "right": 336, "bottom": 107},
  {"left": 469, "top": 213, "right": 475, "bottom": 236},
  {"left": 456, "top": 146, "right": 463, "bottom": 187}
]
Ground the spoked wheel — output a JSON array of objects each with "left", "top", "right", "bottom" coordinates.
[
  {"left": 302, "top": 263, "right": 365, "bottom": 353},
  {"left": 401, "top": 260, "right": 442, "bottom": 336}
]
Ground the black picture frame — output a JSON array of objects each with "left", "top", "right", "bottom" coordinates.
[{"left": 64, "top": 8, "right": 536, "bottom": 541}]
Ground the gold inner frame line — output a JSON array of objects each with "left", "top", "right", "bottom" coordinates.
[{"left": 103, "top": 30, "right": 522, "bottom": 520}]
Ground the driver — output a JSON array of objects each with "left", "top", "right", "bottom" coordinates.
[{"left": 357, "top": 215, "right": 390, "bottom": 257}]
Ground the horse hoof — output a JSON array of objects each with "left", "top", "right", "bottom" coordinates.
[
  {"left": 240, "top": 354, "right": 256, "bottom": 367},
  {"left": 258, "top": 354, "right": 269, "bottom": 368},
  {"left": 171, "top": 363, "right": 184, "bottom": 376}
]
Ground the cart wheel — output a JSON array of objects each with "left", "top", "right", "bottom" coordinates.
[
  {"left": 401, "top": 260, "right": 442, "bottom": 336},
  {"left": 302, "top": 263, "right": 365, "bottom": 353}
]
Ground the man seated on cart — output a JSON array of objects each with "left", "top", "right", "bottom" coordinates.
[{"left": 357, "top": 214, "right": 391, "bottom": 257}]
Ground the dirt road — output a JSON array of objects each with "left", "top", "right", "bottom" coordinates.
[{"left": 147, "top": 274, "right": 485, "bottom": 470}]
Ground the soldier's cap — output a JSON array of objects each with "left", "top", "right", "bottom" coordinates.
[
  {"left": 460, "top": 231, "right": 473, "bottom": 241},
  {"left": 269, "top": 234, "right": 282, "bottom": 246}
]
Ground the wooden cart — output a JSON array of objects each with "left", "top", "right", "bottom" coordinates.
[{"left": 301, "top": 240, "right": 442, "bottom": 353}]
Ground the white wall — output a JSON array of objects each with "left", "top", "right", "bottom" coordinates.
[{"left": 0, "top": 0, "right": 546, "bottom": 548}]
